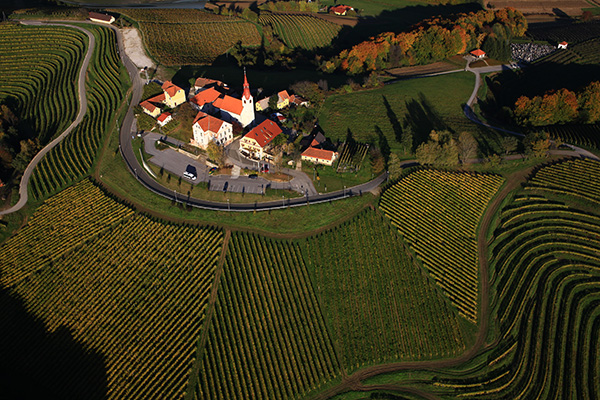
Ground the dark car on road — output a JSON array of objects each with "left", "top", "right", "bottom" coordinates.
[
  {"left": 249, "top": 174, "right": 258, "bottom": 179},
  {"left": 183, "top": 165, "right": 197, "bottom": 180}
]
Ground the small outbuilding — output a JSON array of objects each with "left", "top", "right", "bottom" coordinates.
[
  {"left": 330, "top": 5, "right": 354, "bottom": 15},
  {"left": 89, "top": 12, "right": 115, "bottom": 24},
  {"left": 558, "top": 41, "right": 568, "bottom": 49},
  {"left": 470, "top": 49, "right": 486, "bottom": 59},
  {"left": 157, "top": 112, "right": 172, "bottom": 127}
]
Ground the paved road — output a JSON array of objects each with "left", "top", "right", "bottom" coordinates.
[{"left": 0, "top": 22, "right": 95, "bottom": 216}]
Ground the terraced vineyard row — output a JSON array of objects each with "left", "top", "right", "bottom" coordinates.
[
  {"left": 30, "top": 25, "right": 127, "bottom": 200},
  {"left": 543, "top": 123, "right": 600, "bottom": 149},
  {"left": 0, "top": 24, "right": 85, "bottom": 144},
  {"left": 403, "top": 160, "right": 600, "bottom": 398},
  {"left": 526, "top": 158, "right": 600, "bottom": 204},
  {"left": 527, "top": 21, "right": 600, "bottom": 43},
  {"left": 119, "top": 9, "right": 261, "bottom": 65},
  {"left": 0, "top": 179, "right": 133, "bottom": 287},
  {"left": 193, "top": 232, "right": 340, "bottom": 400},
  {"left": 336, "top": 141, "right": 369, "bottom": 172},
  {"left": 1, "top": 180, "right": 224, "bottom": 400},
  {"left": 305, "top": 209, "right": 471, "bottom": 371},
  {"left": 259, "top": 13, "right": 341, "bottom": 50},
  {"left": 380, "top": 170, "right": 505, "bottom": 322}
]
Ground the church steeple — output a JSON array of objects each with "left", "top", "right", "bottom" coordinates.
[{"left": 242, "top": 68, "right": 251, "bottom": 100}]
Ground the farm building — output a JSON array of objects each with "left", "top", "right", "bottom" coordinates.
[
  {"left": 157, "top": 112, "right": 172, "bottom": 127},
  {"left": 301, "top": 147, "right": 338, "bottom": 166},
  {"left": 470, "top": 49, "right": 486, "bottom": 59},
  {"left": 162, "top": 81, "right": 186, "bottom": 108},
  {"left": 189, "top": 71, "right": 255, "bottom": 128},
  {"left": 240, "top": 119, "right": 282, "bottom": 160},
  {"left": 330, "top": 5, "right": 354, "bottom": 15},
  {"left": 191, "top": 111, "right": 233, "bottom": 149},
  {"left": 89, "top": 12, "right": 115, "bottom": 24},
  {"left": 558, "top": 41, "right": 568, "bottom": 49}
]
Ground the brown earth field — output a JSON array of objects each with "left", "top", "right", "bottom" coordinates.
[{"left": 485, "top": 0, "right": 591, "bottom": 16}]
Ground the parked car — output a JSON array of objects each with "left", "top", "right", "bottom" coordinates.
[
  {"left": 249, "top": 174, "right": 258, "bottom": 179},
  {"left": 183, "top": 165, "right": 197, "bottom": 180}
]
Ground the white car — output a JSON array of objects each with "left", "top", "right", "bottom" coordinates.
[{"left": 183, "top": 165, "right": 197, "bottom": 180}]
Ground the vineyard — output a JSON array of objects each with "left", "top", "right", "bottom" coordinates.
[
  {"left": 304, "top": 209, "right": 471, "bottom": 371},
  {"left": 389, "top": 159, "right": 600, "bottom": 398},
  {"left": 0, "top": 24, "right": 85, "bottom": 144},
  {"left": 380, "top": 170, "right": 505, "bottom": 322},
  {"left": 192, "top": 232, "right": 340, "bottom": 399},
  {"left": 258, "top": 13, "right": 341, "bottom": 50},
  {"left": 536, "top": 37, "right": 600, "bottom": 65},
  {"left": 527, "top": 20, "right": 600, "bottom": 43},
  {"left": 336, "top": 141, "right": 369, "bottom": 172},
  {"left": 540, "top": 123, "right": 600, "bottom": 149},
  {"left": 29, "top": 25, "right": 128, "bottom": 201},
  {"left": 118, "top": 9, "right": 261, "bottom": 65},
  {"left": 1, "top": 179, "right": 224, "bottom": 400}
]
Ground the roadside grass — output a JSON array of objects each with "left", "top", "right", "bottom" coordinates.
[
  {"left": 318, "top": 72, "right": 506, "bottom": 156},
  {"left": 304, "top": 156, "right": 373, "bottom": 193}
]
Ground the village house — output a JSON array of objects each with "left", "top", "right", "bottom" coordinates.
[
  {"left": 240, "top": 119, "right": 282, "bottom": 160},
  {"left": 289, "top": 94, "right": 309, "bottom": 107},
  {"left": 157, "top": 112, "right": 172, "bottom": 127},
  {"left": 558, "top": 41, "right": 568, "bottom": 49},
  {"left": 193, "top": 77, "right": 228, "bottom": 94},
  {"left": 191, "top": 111, "right": 233, "bottom": 149},
  {"left": 89, "top": 12, "right": 115, "bottom": 24},
  {"left": 140, "top": 100, "right": 161, "bottom": 118},
  {"left": 470, "top": 49, "right": 486, "bottom": 59},
  {"left": 301, "top": 146, "right": 339, "bottom": 166},
  {"left": 189, "top": 71, "right": 255, "bottom": 128},
  {"left": 255, "top": 90, "right": 291, "bottom": 111},
  {"left": 330, "top": 5, "right": 354, "bottom": 15},
  {"left": 162, "top": 81, "right": 186, "bottom": 108}
]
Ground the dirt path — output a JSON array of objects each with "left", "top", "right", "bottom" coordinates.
[
  {"left": 183, "top": 229, "right": 231, "bottom": 400},
  {"left": 312, "top": 167, "right": 533, "bottom": 400}
]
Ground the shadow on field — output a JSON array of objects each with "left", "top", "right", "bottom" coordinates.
[
  {"left": 0, "top": 287, "right": 107, "bottom": 400},
  {"left": 403, "top": 93, "right": 447, "bottom": 148}
]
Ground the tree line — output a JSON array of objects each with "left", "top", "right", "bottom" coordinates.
[
  {"left": 324, "top": 7, "right": 527, "bottom": 74},
  {"left": 514, "top": 81, "right": 600, "bottom": 126}
]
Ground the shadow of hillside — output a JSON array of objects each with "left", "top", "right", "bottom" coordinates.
[
  {"left": 403, "top": 92, "right": 447, "bottom": 148},
  {"left": 0, "top": 286, "right": 107, "bottom": 400}
]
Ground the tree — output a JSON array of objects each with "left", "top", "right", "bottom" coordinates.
[
  {"left": 416, "top": 130, "right": 459, "bottom": 167},
  {"left": 388, "top": 153, "right": 403, "bottom": 181},
  {"left": 524, "top": 131, "right": 550, "bottom": 158},
  {"left": 207, "top": 141, "right": 225, "bottom": 166},
  {"left": 268, "top": 94, "right": 279, "bottom": 111},
  {"left": 401, "top": 124, "right": 413, "bottom": 155},
  {"left": 457, "top": 131, "right": 478, "bottom": 164},
  {"left": 500, "top": 136, "right": 518, "bottom": 155}
]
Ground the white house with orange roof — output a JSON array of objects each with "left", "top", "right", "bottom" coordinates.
[
  {"left": 301, "top": 146, "right": 338, "bottom": 166},
  {"left": 558, "top": 41, "right": 568, "bottom": 49},
  {"left": 240, "top": 119, "right": 282, "bottom": 159},
  {"left": 470, "top": 49, "right": 486, "bottom": 59},
  {"left": 140, "top": 100, "right": 161, "bottom": 118},
  {"left": 161, "top": 81, "right": 186, "bottom": 108},
  {"left": 157, "top": 112, "right": 172, "bottom": 127},
  {"left": 192, "top": 111, "right": 233, "bottom": 149}
]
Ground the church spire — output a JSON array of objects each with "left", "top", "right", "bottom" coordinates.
[{"left": 242, "top": 67, "right": 251, "bottom": 100}]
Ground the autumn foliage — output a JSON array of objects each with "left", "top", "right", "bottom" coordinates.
[
  {"left": 514, "top": 81, "right": 600, "bottom": 126},
  {"left": 330, "top": 7, "right": 527, "bottom": 74}
]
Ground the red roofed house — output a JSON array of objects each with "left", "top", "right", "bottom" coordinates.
[
  {"left": 161, "top": 81, "right": 186, "bottom": 108},
  {"left": 194, "top": 77, "right": 228, "bottom": 93},
  {"left": 330, "top": 5, "right": 354, "bottom": 15},
  {"left": 192, "top": 111, "right": 233, "bottom": 149},
  {"left": 89, "top": 12, "right": 115, "bottom": 24},
  {"left": 157, "top": 112, "right": 172, "bottom": 127},
  {"left": 140, "top": 100, "right": 161, "bottom": 118},
  {"left": 301, "top": 146, "right": 339, "bottom": 166},
  {"left": 290, "top": 94, "right": 309, "bottom": 107},
  {"left": 240, "top": 119, "right": 282, "bottom": 159},
  {"left": 558, "top": 41, "right": 568, "bottom": 49},
  {"left": 470, "top": 49, "right": 486, "bottom": 59},
  {"left": 190, "top": 87, "right": 222, "bottom": 109},
  {"left": 255, "top": 89, "right": 291, "bottom": 112}
]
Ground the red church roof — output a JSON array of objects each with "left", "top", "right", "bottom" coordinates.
[
  {"left": 242, "top": 69, "right": 251, "bottom": 100},
  {"left": 302, "top": 147, "right": 337, "bottom": 162},
  {"left": 161, "top": 81, "right": 182, "bottom": 97},
  {"left": 245, "top": 119, "right": 282, "bottom": 148},
  {"left": 214, "top": 95, "right": 243, "bottom": 115},
  {"left": 191, "top": 88, "right": 221, "bottom": 107}
]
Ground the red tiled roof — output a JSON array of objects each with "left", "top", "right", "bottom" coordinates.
[
  {"left": 157, "top": 112, "right": 171, "bottom": 123},
  {"left": 245, "top": 119, "right": 282, "bottom": 148},
  {"left": 162, "top": 81, "right": 182, "bottom": 98},
  {"left": 193, "top": 111, "right": 208, "bottom": 125},
  {"left": 302, "top": 147, "right": 337, "bottom": 161},
  {"left": 310, "top": 138, "right": 319, "bottom": 147},
  {"left": 194, "top": 77, "right": 226, "bottom": 89},
  {"left": 147, "top": 93, "right": 166, "bottom": 104},
  {"left": 559, "top": 41, "right": 568, "bottom": 45},
  {"left": 214, "top": 95, "right": 243, "bottom": 115},
  {"left": 330, "top": 5, "right": 353, "bottom": 13},
  {"left": 89, "top": 11, "right": 112, "bottom": 22},
  {"left": 278, "top": 90, "right": 290, "bottom": 101},
  {"left": 470, "top": 49, "right": 486, "bottom": 57},
  {"left": 191, "top": 88, "right": 221, "bottom": 107},
  {"left": 140, "top": 100, "right": 158, "bottom": 113},
  {"left": 194, "top": 114, "right": 226, "bottom": 134}
]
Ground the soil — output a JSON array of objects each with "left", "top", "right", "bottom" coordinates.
[
  {"left": 384, "top": 61, "right": 460, "bottom": 78},
  {"left": 120, "top": 27, "right": 156, "bottom": 69}
]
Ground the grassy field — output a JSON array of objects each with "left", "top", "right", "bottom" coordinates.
[
  {"left": 318, "top": 0, "right": 426, "bottom": 16},
  {"left": 305, "top": 209, "right": 474, "bottom": 372},
  {"left": 318, "top": 72, "right": 508, "bottom": 155},
  {"left": 117, "top": 9, "right": 261, "bottom": 65}
]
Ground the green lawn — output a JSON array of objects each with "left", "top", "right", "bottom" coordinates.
[
  {"left": 319, "top": 0, "right": 423, "bottom": 16},
  {"left": 318, "top": 72, "right": 508, "bottom": 156}
]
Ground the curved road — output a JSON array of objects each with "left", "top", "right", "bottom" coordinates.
[{"left": 0, "top": 22, "right": 95, "bottom": 216}]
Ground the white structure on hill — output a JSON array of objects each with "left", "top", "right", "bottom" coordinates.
[{"left": 192, "top": 111, "right": 233, "bottom": 149}]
